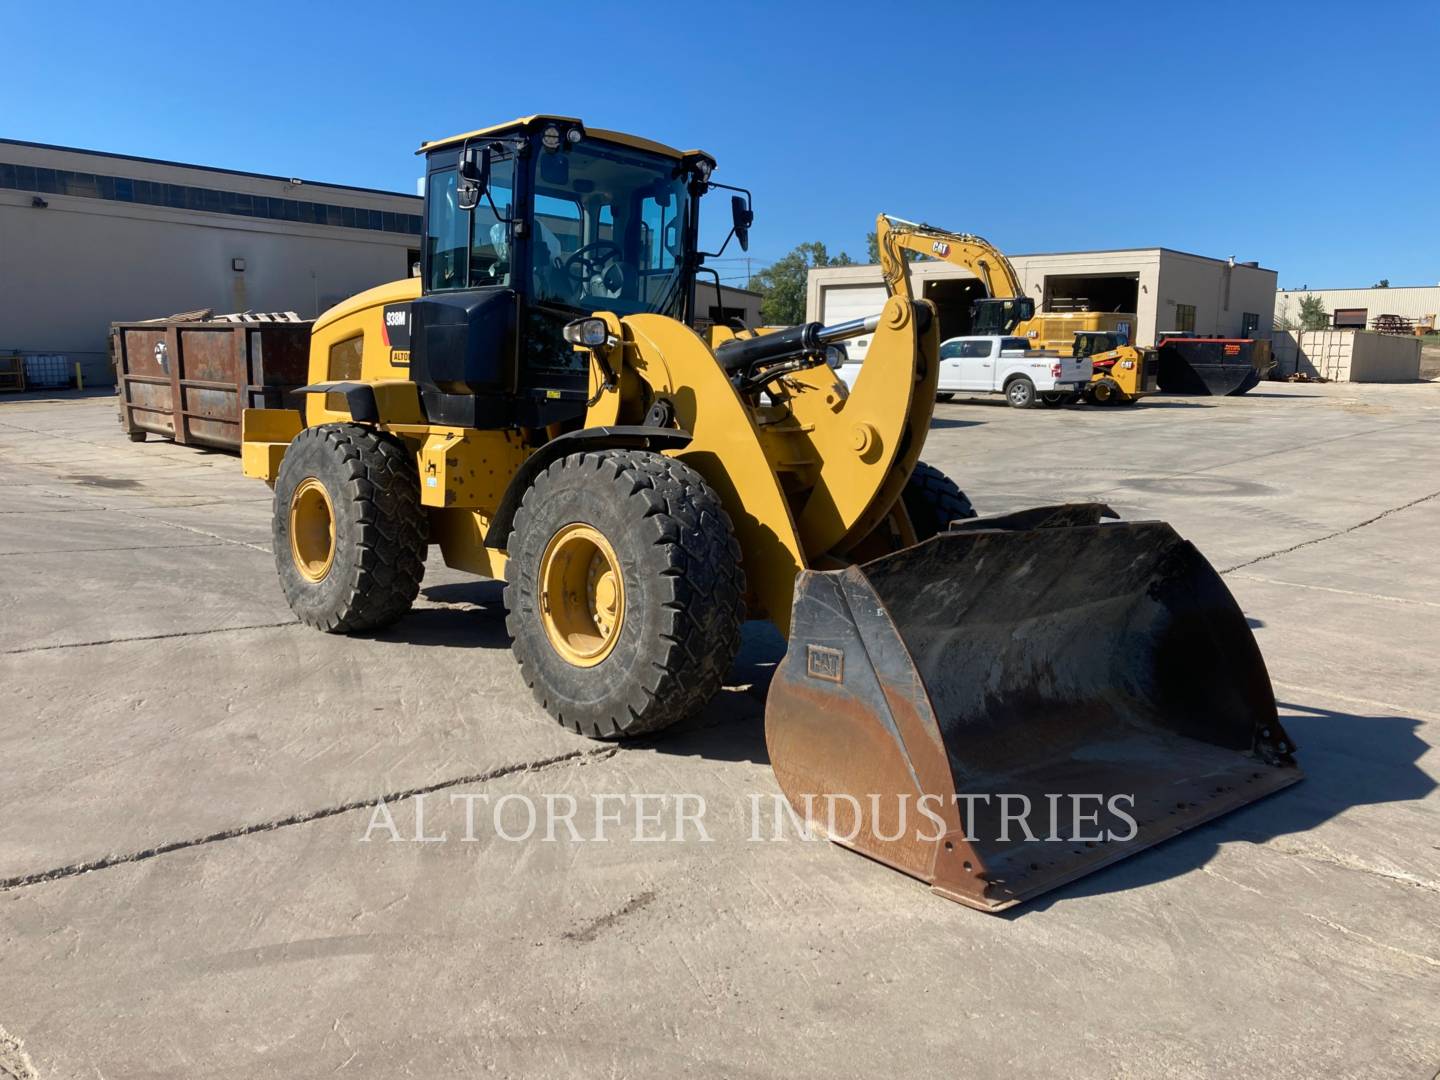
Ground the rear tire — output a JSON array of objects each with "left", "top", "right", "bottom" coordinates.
[
  {"left": 1006, "top": 376, "right": 1036, "bottom": 409},
  {"left": 1089, "top": 377, "right": 1122, "bottom": 405},
  {"left": 273, "top": 423, "right": 427, "bottom": 633},
  {"left": 505, "top": 449, "right": 746, "bottom": 739},
  {"left": 902, "top": 461, "right": 977, "bottom": 540}
]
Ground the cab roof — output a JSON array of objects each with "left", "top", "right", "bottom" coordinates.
[{"left": 419, "top": 115, "right": 711, "bottom": 163}]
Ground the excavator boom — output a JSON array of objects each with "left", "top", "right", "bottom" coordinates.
[{"left": 875, "top": 213, "right": 1034, "bottom": 334}]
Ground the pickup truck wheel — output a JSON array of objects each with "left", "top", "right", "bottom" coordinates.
[{"left": 1006, "top": 376, "right": 1036, "bottom": 409}]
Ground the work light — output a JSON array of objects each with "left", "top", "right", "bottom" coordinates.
[{"left": 563, "top": 318, "right": 609, "bottom": 347}]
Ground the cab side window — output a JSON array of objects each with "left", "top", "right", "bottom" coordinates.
[
  {"left": 425, "top": 158, "right": 517, "bottom": 292},
  {"left": 425, "top": 168, "right": 466, "bottom": 292},
  {"left": 469, "top": 155, "right": 515, "bottom": 288}
]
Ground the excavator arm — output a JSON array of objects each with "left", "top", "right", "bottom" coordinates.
[{"left": 875, "top": 212, "right": 1035, "bottom": 335}]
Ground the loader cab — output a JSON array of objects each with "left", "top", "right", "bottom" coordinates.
[
  {"left": 412, "top": 117, "right": 717, "bottom": 429},
  {"left": 1073, "top": 331, "right": 1123, "bottom": 360}
]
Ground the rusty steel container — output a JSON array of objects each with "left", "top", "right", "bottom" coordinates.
[{"left": 112, "top": 319, "right": 311, "bottom": 451}]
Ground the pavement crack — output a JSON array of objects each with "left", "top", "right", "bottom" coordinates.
[
  {"left": 1305, "top": 913, "right": 1440, "bottom": 969},
  {"left": 561, "top": 887, "right": 659, "bottom": 944},
  {"left": 128, "top": 515, "right": 273, "bottom": 554},
  {"left": 1230, "top": 572, "right": 1440, "bottom": 610},
  {"left": 1269, "top": 842, "right": 1440, "bottom": 894},
  {"left": 0, "top": 747, "right": 617, "bottom": 893},
  {"left": 1, "top": 621, "right": 301, "bottom": 655},
  {"left": 1221, "top": 488, "right": 1440, "bottom": 573},
  {"left": 0, "top": 541, "right": 225, "bottom": 557}
]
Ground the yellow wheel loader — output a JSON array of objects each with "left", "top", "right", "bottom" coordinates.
[{"left": 243, "top": 117, "right": 1299, "bottom": 911}]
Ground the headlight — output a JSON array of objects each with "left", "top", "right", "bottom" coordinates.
[
  {"left": 541, "top": 125, "right": 562, "bottom": 151},
  {"left": 693, "top": 158, "right": 713, "bottom": 181},
  {"left": 565, "top": 127, "right": 582, "bottom": 145},
  {"left": 824, "top": 344, "right": 847, "bottom": 369},
  {"left": 563, "top": 317, "right": 609, "bottom": 347}
]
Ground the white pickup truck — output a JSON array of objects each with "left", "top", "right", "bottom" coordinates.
[{"left": 838, "top": 334, "right": 1092, "bottom": 409}]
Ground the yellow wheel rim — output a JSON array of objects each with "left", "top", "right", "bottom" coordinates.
[
  {"left": 289, "top": 477, "right": 336, "bottom": 583},
  {"left": 539, "top": 523, "right": 625, "bottom": 667}
]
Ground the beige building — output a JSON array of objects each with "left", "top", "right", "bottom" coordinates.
[
  {"left": 694, "top": 282, "right": 763, "bottom": 330},
  {"left": 1274, "top": 285, "right": 1440, "bottom": 331},
  {"left": 0, "top": 138, "right": 423, "bottom": 386},
  {"left": 807, "top": 248, "right": 1277, "bottom": 358}
]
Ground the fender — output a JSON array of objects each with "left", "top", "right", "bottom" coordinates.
[
  {"left": 485, "top": 425, "right": 692, "bottom": 548},
  {"left": 295, "top": 381, "right": 380, "bottom": 424}
]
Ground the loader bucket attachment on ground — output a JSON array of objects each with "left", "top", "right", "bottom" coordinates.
[{"left": 765, "top": 506, "right": 1300, "bottom": 912}]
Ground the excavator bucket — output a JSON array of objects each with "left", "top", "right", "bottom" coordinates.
[{"left": 765, "top": 505, "right": 1300, "bottom": 912}]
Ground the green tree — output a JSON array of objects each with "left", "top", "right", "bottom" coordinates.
[
  {"left": 1373, "top": 278, "right": 1390, "bottom": 288},
  {"left": 747, "top": 242, "right": 854, "bottom": 325},
  {"left": 1298, "top": 294, "right": 1330, "bottom": 331},
  {"left": 865, "top": 231, "right": 922, "bottom": 265}
]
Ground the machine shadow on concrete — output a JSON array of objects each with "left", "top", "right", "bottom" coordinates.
[{"left": 1009, "top": 700, "right": 1434, "bottom": 917}]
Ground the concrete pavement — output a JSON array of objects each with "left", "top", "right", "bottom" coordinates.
[{"left": 2, "top": 384, "right": 1438, "bottom": 1078}]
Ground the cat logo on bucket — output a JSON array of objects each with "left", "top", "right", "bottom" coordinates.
[{"left": 806, "top": 644, "right": 844, "bottom": 684}]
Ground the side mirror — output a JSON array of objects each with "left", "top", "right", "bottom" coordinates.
[
  {"left": 731, "top": 195, "right": 753, "bottom": 253},
  {"left": 458, "top": 145, "right": 490, "bottom": 212}
]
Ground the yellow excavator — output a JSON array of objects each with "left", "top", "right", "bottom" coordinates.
[
  {"left": 873, "top": 213, "right": 1155, "bottom": 405},
  {"left": 241, "top": 117, "right": 1298, "bottom": 911}
]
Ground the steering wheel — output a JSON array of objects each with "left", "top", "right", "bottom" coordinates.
[{"left": 563, "top": 240, "right": 624, "bottom": 285}]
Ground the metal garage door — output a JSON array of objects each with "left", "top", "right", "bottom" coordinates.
[{"left": 818, "top": 283, "right": 889, "bottom": 361}]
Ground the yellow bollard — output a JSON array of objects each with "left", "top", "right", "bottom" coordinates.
[{"left": 74, "top": 361, "right": 84, "bottom": 391}]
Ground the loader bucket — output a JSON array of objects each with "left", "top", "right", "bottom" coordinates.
[{"left": 765, "top": 506, "right": 1300, "bottom": 912}]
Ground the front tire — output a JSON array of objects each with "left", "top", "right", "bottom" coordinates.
[
  {"left": 273, "top": 423, "right": 427, "bottom": 633},
  {"left": 1006, "top": 376, "right": 1037, "bottom": 409},
  {"left": 505, "top": 449, "right": 745, "bottom": 739},
  {"left": 902, "top": 461, "right": 977, "bottom": 540}
]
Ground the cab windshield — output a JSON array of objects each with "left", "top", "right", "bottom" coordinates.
[
  {"left": 525, "top": 140, "right": 691, "bottom": 319},
  {"left": 1075, "top": 333, "right": 1120, "bottom": 358}
]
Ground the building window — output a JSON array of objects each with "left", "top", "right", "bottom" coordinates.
[
  {"left": 706, "top": 305, "right": 748, "bottom": 327},
  {"left": 1174, "top": 303, "right": 1196, "bottom": 333},
  {"left": 1333, "top": 308, "right": 1367, "bottom": 330},
  {"left": 0, "top": 159, "right": 422, "bottom": 236},
  {"left": 1241, "top": 312, "right": 1260, "bottom": 337}
]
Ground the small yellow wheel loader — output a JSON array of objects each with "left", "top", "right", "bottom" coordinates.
[
  {"left": 243, "top": 117, "right": 1299, "bottom": 911},
  {"left": 1073, "top": 330, "right": 1157, "bottom": 405}
]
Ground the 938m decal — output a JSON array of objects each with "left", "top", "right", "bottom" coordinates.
[{"left": 381, "top": 303, "right": 411, "bottom": 365}]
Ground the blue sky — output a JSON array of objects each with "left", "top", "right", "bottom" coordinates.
[{"left": 8, "top": 0, "right": 1437, "bottom": 289}]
